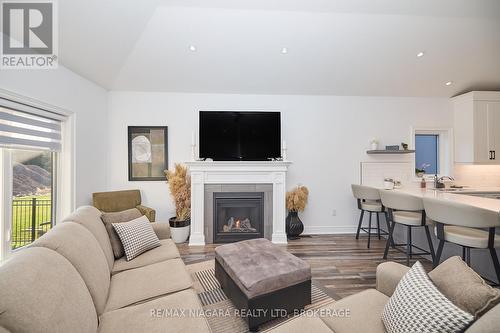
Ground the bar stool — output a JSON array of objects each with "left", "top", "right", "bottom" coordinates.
[
  {"left": 423, "top": 197, "right": 500, "bottom": 283},
  {"left": 379, "top": 190, "right": 435, "bottom": 266},
  {"left": 351, "top": 184, "right": 390, "bottom": 248}
]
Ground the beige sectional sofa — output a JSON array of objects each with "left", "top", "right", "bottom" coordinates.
[
  {"left": 269, "top": 261, "right": 500, "bottom": 333},
  {"left": 0, "top": 206, "right": 211, "bottom": 333}
]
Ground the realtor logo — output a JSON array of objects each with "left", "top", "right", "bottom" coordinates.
[{"left": 1, "top": 0, "right": 58, "bottom": 69}]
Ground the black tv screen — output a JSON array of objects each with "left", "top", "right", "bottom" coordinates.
[{"left": 199, "top": 111, "right": 281, "bottom": 161}]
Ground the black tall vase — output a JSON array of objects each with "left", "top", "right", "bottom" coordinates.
[{"left": 286, "top": 211, "right": 304, "bottom": 240}]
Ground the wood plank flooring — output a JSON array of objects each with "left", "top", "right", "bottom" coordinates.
[{"left": 177, "top": 234, "right": 433, "bottom": 300}]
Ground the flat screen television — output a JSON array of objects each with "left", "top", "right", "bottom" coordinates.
[{"left": 199, "top": 111, "right": 281, "bottom": 161}]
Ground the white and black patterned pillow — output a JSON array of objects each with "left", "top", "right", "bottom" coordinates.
[
  {"left": 382, "top": 261, "right": 474, "bottom": 333},
  {"left": 112, "top": 216, "right": 161, "bottom": 261}
]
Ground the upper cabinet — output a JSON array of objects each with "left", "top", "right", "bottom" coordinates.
[{"left": 453, "top": 91, "right": 500, "bottom": 164}]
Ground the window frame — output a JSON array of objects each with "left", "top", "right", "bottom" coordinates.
[
  {"left": 410, "top": 127, "right": 454, "bottom": 181},
  {"left": 0, "top": 89, "right": 74, "bottom": 260}
]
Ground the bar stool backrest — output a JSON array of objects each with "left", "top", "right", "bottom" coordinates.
[
  {"left": 351, "top": 184, "right": 380, "bottom": 201},
  {"left": 423, "top": 197, "right": 500, "bottom": 228},
  {"left": 379, "top": 190, "right": 424, "bottom": 211}
]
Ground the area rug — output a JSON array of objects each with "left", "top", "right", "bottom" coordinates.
[{"left": 187, "top": 260, "right": 335, "bottom": 333}]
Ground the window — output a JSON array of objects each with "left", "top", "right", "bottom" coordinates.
[
  {"left": 411, "top": 127, "right": 453, "bottom": 179},
  {"left": 10, "top": 150, "right": 56, "bottom": 250},
  {"left": 0, "top": 96, "right": 67, "bottom": 258},
  {"left": 415, "top": 134, "right": 439, "bottom": 174}
]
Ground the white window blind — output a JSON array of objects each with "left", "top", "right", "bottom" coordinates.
[{"left": 0, "top": 99, "right": 62, "bottom": 151}]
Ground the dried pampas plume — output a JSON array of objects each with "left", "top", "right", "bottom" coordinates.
[
  {"left": 165, "top": 164, "right": 191, "bottom": 221},
  {"left": 286, "top": 185, "right": 309, "bottom": 212}
]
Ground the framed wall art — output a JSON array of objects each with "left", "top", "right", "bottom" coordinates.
[{"left": 128, "top": 126, "right": 168, "bottom": 181}]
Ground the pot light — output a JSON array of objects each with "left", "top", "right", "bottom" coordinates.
[
  {"left": 417, "top": 51, "right": 425, "bottom": 57},
  {"left": 445, "top": 81, "right": 452, "bottom": 86},
  {"left": 189, "top": 45, "right": 197, "bottom": 52},
  {"left": 281, "top": 47, "right": 288, "bottom": 54}
]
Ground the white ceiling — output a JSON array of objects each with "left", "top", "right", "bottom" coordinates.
[{"left": 59, "top": 0, "right": 500, "bottom": 97}]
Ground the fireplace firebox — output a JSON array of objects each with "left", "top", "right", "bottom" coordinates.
[{"left": 213, "top": 192, "right": 264, "bottom": 243}]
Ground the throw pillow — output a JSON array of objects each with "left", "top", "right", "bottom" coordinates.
[
  {"left": 101, "top": 208, "right": 143, "bottom": 258},
  {"left": 112, "top": 215, "right": 161, "bottom": 261},
  {"left": 382, "top": 261, "right": 474, "bottom": 333},
  {"left": 429, "top": 256, "right": 500, "bottom": 317}
]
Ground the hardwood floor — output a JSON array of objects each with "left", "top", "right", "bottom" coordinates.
[{"left": 177, "top": 234, "right": 433, "bottom": 300}]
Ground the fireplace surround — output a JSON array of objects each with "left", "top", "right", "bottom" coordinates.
[{"left": 186, "top": 161, "right": 291, "bottom": 246}]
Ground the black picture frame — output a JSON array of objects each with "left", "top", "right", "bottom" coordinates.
[{"left": 128, "top": 126, "right": 168, "bottom": 181}]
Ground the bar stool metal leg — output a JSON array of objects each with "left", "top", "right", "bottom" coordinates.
[
  {"left": 376, "top": 213, "right": 381, "bottom": 240},
  {"left": 489, "top": 248, "right": 500, "bottom": 284},
  {"left": 424, "top": 225, "right": 435, "bottom": 263},
  {"left": 367, "top": 212, "right": 372, "bottom": 248},
  {"left": 384, "top": 219, "right": 395, "bottom": 259},
  {"left": 434, "top": 240, "right": 445, "bottom": 268},
  {"left": 406, "top": 226, "right": 411, "bottom": 266},
  {"left": 384, "top": 212, "right": 395, "bottom": 248},
  {"left": 355, "top": 210, "right": 364, "bottom": 240}
]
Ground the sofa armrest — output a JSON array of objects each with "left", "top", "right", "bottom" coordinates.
[
  {"left": 376, "top": 262, "right": 410, "bottom": 297},
  {"left": 136, "top": 205, "right": 156, "bottom": 222},
  {"left": 151, "top": 222, "right": 171, "bottom": 240},
  {"left": 466, "top": 303, "right": 500, "bottom": 333}
]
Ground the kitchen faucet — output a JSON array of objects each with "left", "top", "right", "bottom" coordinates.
[{"left": 434, "top": 174, "right": 455, "bottom": 189}]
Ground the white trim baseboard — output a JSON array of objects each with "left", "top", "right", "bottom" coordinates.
[{"left": 303, "top": 225, "right": 358, "bottom": 234}]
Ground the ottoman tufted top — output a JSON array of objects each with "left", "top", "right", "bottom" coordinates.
[{"left": 215, "top": 238, "right": 311, "bottom": 298}]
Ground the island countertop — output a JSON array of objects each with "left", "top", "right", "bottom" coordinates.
[{"left": 392, "top": 187, "right": 500, "bottom": 214}]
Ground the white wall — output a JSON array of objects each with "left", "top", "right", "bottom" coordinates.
[
  {"left": 107, "top": 92, "right": 453, "bottom": 231},
  {"left": 0, "top": 66, "right": 108, "bottom": 207}
]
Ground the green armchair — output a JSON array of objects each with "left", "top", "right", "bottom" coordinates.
[{"left": 92, "top": 189, "right": 156, "bottom": 222}]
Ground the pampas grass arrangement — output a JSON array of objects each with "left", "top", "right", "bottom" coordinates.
[
  {"left": 286, "top": 185, "right": 309, "bottom": 212},
  {"left": 165, "top": 164, "right": 191, "bottom": 221}
]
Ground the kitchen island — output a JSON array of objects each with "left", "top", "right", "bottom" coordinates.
[{"left": 395, "top": 187, "right": 500, "bottom": 213}]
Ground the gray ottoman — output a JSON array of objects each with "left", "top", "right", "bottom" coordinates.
[{"left": 214, "top": 238, "right": 311, "bottom": 331}]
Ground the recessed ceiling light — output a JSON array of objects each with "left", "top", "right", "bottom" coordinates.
[
  {"left": 281, "top": 47, "right": 288, "bottom": 54},
  {"left": 417, "top": 51, "right": 425, "bottom": 57},
  {"left": 189, "top": 45, "right": 197, "bottom": 52},
  {"left": 445, "top": 81, "right": 452, "bottom": 86}
]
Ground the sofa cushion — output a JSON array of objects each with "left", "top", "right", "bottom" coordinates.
[
  {"left": 151, "top": 222, "right": 171, "bottom": 240},
  {"left": 112, "top": 239, "right": 180, "bottom": 274},
  {"left": 104, "top": 258, "right": 193, "bottom": 312},
  {"left": 112, "top": 215, "right": 161, "bottom": 261},
  {"left": 429, "top": 256, "right": 500, "bottom": 317},
  {"left": 101, "top": 208, "right": 143, "bottom": 258},
  {"left": 0, "top": 247, "right": 97, "bottom": 333},
  {"left": 382, "top": 261, "right": 473, "bottom": 333},
  {"left": 63, "top": 205, "right": 115, "bottom": 271},
  {"left": 98, "top": 289, "right": 210, "bottom": 333},
  {"left": 31, "top": 222, "right": 111, "bottom": 315},
  {"left": 321, "top": 289, "right": 388, "bottom": 333}
]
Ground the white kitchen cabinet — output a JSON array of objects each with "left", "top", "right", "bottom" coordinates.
[{"left": 453, "top": 91, "right": 500, "bottom": 164}]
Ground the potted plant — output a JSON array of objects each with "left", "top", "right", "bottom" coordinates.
[
  {"left": 370, "top": 139, "right": 379, "bottom": 151},
  {"left": 165, "top": 164, "right": 191, "bottom": 243},
  {"left": 415, "top": 163, "right": 431, "bottom": 178},
  {"left": 285, "top": 185, "right": 309, "bottom": 240}
]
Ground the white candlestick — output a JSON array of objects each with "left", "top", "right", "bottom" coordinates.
[
  {"left": 191, "top": 131, "right": 196, "bottom": 146},
  {"left": 282, "top": 139, "right": 287, "bottom": 150}
]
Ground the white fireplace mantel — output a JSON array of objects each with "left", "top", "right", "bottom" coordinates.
[{"left": 185, "top": 161, "right": 292, "bottom": 246}]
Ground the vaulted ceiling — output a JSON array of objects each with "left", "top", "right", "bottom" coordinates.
[{"left": 59, "top": 0, "right": 500, "bottom": 97}]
